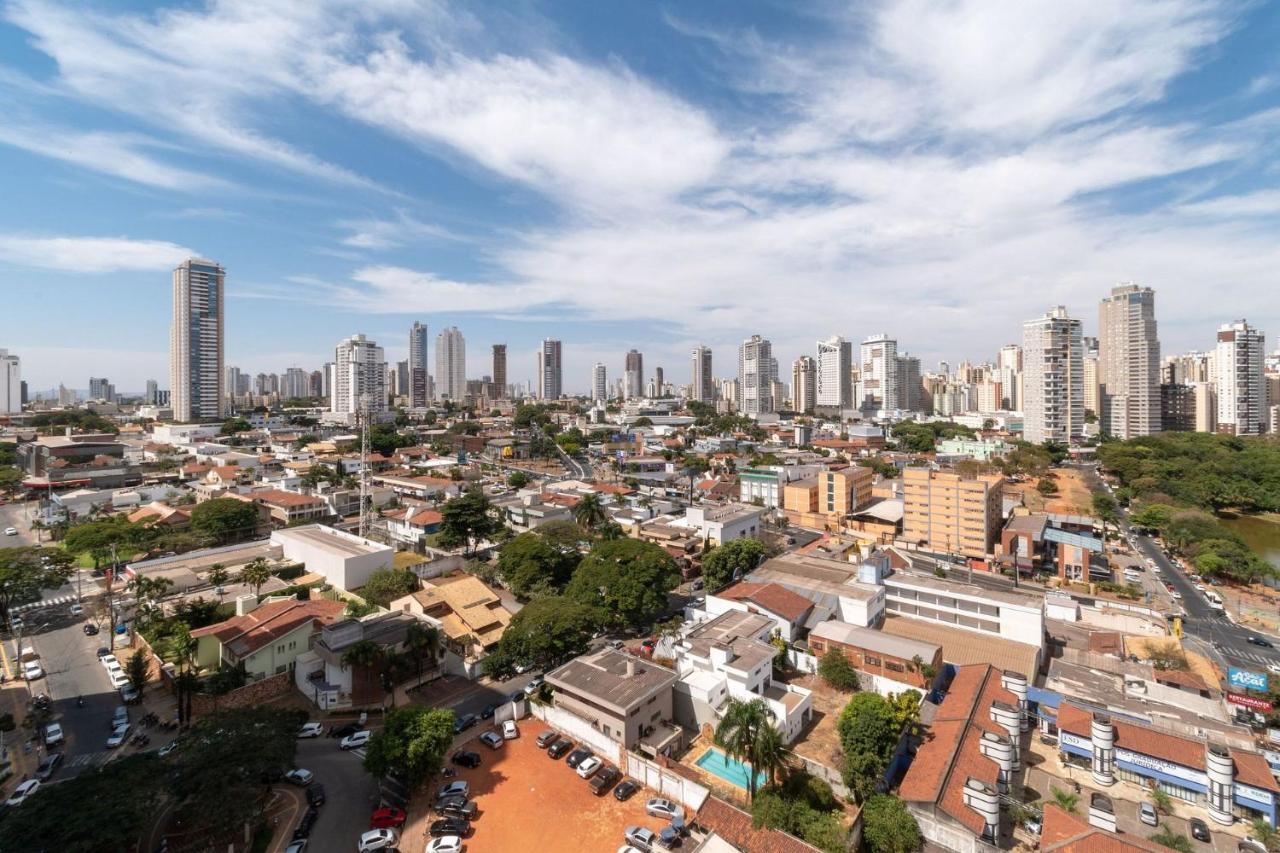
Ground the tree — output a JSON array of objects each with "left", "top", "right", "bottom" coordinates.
[
  {"left": 342, "top": 639, "right": 385, "bottom": 700},
  {"left": 0, "top": 547, "right": 75, "bottom": 624},
  {"left": 404, "top": 621, "right": 442, "bottom": 682},
  {"left": 63, "top": 517, "right": 142, "bottom": 569},
  {"left": 498, "top": 532, "right": 580, "bottom": 598},
  {"left": 359, "top": 568, "right": 420, "bottom": 607},
  {"left": 507, "top": 471, "right": 530, "bottom": 489},
  {"left": 125, "top": 648, "right": 150, "bottom": 696},
  {"left": 1149, "top": 827, "right": 1194, "bottom": 853},
  {"left": 837, "top": 692, "right": 900, "bottom": 802},
  {"left": 714, "top": 697, "right": 779, "bottom": 801},
  {"left": 239, "top": 557, "right": 272, "bottom": 599},
  {"left": 701, "top": 539, "right": 766, "bottom": 592},
  {"left": 220, "top": 417, "right": 251, "bottom": 435},
  {"left": 439, "top": 488, "right": 502, "bottom": 555},
  {"left": 1129, "top": 502, "right": 1175, "bottom": 531},
  {"left": 207, "top": 562, "right": 230, "bottom": 604},
  {"left": 363, "top": 706, "right": 455, "bottom": 788},
  {"left": 189, "top": 497, "right": 260, "bottom": 545},
  {"left": 566, "top": 539, "right": 680, "bottom": 629},
  {"left": 1250, "top": 818, "right": 1278, "bottom": 851},
  {"left": 484, "top": 595, "right": 600, "bottom": 675},
  {"left": 572, "top": 492, "right": 609, "bottom": 531},
  {"left": 1051, "top": 786, "right": 1080, "bottom": 814},
  {"left": 1037, "top": 477, "right": 1060, "bottom": 496},
  {"left": 1091, "top": 491, "right": 1118, "bottom": 539},
  {"left": 861, "top": 794, "right": 922, "bottom": 853},
  {"left": 1149, "top": 785, "right": 1172, "bottom": 815},
  {"left": 817, "top": 648, "right": 860, "bottom": 691}
]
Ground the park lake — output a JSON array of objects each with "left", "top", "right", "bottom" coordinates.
[{"left": 1220, "top": 513, "right": 1280, "bottom": 572}]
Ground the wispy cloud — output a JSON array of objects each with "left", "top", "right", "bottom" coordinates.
[
  {"left": 0, "top": 233, "right": 196, "bottom": 272},
  {"left": 337, "top": 211, "right": 467, "bottom": 250}
]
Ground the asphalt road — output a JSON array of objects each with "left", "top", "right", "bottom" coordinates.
[
  {"left": 0, "top": 500, "right": 38, "bottom": 546},
  {"left": 293, "top": 735, "right": 382, "bottom": 853}
]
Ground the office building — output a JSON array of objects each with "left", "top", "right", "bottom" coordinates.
[
  {"left": 902, "top": 467, "right": 1005, "bottom": 559},
  {"left": 738, "top": 335, "right": 775, "bottom": 415},
  {"left": 491, "top": 344, "right": 507, "bottom": 400},
  {"left": 624, "top": 349, "right": 644, "bottom": 400},
  {"left": 860, "top": 334, "right": 899, "bottom": 411},
  {"left": 1098, "top": 284, "right": 1160, "bottom": 438},
  {"left": 435, "top": 327, "right": 466, "bottom": 401},
  {"left": 1216, "top": 320, "right": 1267, "bottom": 435},
  {"left": 409, "top": 321, "right": 429, "bottom": 406},
  {"left": 170, "top": 257, "right": 225, "bottom": 422},
  {"left": 898, "top": 353, "right": 922, "bottom": 412},
  {"left": 537, "top": 338, "right": 562, "bottom": 400},
  {"left": 654, "top": 366, "right": 664, "bottom": 397},
  {"left": 1022, "top": 306, "right": 1084, "bottom": 444},
  {"left": 792, "top": 356, "right": 816, "bottom": 413},
  {"left": 691, "top": 346, "right": 713, "bottom": 404},
  {"left": 331, "top": 334, "right": 387, "bottom": 415},
  {"left": 0, "top": 349, "right": 19, "bottom": 413},
  {"left": 815, "top": 336, "right": 852, "bottom": 410}
]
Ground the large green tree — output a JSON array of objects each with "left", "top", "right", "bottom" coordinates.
[
  {"left": 359, "top": 567, "right": 420, "bottom": 606},
  {"left": 836, "top": 691, "right": 901, "bottom": 802},
  {"left": 485, "top": 595, "right": 600, "bottom": 675},
  {"left": 498, "top": 531, "right": 580, "bottom": 598},
  {"left": 572, "top": 492, "right": 608, "bottom": 531},
  {"left": 363, "top": 706, "right": 456, "bottom": 788},
  {"left": 566, "top": 538, "right": 679, "bottom": 629},
  {"left": 861, "top": 794, "right": 922, "bottom": 853},
  {"left": 189, "top": 497, "right": 260, "bottom": 545},
  {"left": 817, "top": 647, "right": 860, "bottom": 691},
  {"left": 0, "top": 546, "right": 75, "bottom": 623},
  {"left": 438, "top": 488, "right": 502, "bottom": 555},
  {"left": 63, "top": 516, "right": 142, "bottom": 569},
  {"left": 701, "top": 538, "right": 765, "bottom": 592}
]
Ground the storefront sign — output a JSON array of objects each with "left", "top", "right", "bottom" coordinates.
[
  {"left": 1115, "top": 748, "right": 1205, "bottom": 786},
  {"left": 1228, "top": 692, "right": 1274, "bottom": 711},
  {"left": 1229, "top": 667, "right": 1269, "bottom": 692}
]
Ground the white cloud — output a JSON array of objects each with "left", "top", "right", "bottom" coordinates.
[
  {"left": 337, "top": 212, "right": 464, "bottom": 250},
  {"left": 0, "top": 234, "right": 196, "bottom": 272}
]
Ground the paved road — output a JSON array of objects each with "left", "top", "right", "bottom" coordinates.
[
  {"left": 0, "top": 500, "right": 39, "bottom": 546},
  {"left": 292, "top": 736, "right": 381, "bottom": 853}
]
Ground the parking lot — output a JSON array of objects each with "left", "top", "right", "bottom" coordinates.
[{"left": 415, "top": 720, "right": 677, "bottom": 853}]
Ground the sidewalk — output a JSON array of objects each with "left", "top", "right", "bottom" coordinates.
[{"left": 0, "top": 635, "right": 36, "bottom": 794}]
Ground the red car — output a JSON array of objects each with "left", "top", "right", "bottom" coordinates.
[{"left": 369, "top": 807, "right": 407, "bottom": 829}]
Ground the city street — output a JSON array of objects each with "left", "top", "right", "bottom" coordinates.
[
  {"left": 0, "top": 499, "right": 38, "bottom": 546},
  {"left": 291, "top": 735, "right": 382, "bottom": 853}
]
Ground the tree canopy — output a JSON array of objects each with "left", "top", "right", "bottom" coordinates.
[
  {"left": 189, "top": 497, "right": 260, "bottom": 544},
  {"left": 861, "top": 794, "right": 922, "bottom": 853},
  {"left": 363, "top": 706, "right": 456, "bottom": 788},
  {"left": 837, "top": 691, "right": 901, "bottom": 802},
  {"left": 817, "top": 647, "right": 860, "bottom": 691},
  {"left": 1098, "top": 432, "right": 1280, "bottom": 513},
  {"left": 438, "top": 488, "right": 502, "bottom": 555},
  {"left": 566, "top": 538, "right": 680, "bottom": 629},
  {"left": 701, "top": 538, "right": 765, "bottom": 592},
  {"left": 359, "top": 567, "right": 420, "bottom": 606},
  {"left": 0, "top": 546, "right": 76, "bottom": 621},
  {"left": 484, "top": 594, "right": 600, "bottom": 675},
  {"left": 498, "top": 531, "right": 580, "bottom": 598},
  {"left": 890, "top": 420, "right": 975, "bottom": 453}
]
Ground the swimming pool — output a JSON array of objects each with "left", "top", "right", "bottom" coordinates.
[{"left": 695, "top": 747, "right": 766, "bottom": 791}]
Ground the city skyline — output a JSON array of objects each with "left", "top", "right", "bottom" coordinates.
[{"left": 2, "top": 2, "right": 1280, "bottom": 390}]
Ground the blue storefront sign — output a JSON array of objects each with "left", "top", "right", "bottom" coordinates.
[{"left": 1230, "top": 668, "right": 1269, "bottom": 692}]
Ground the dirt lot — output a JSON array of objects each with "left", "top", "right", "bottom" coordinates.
[
  {"left": 409, "top": 721, "right": 672, "bottom": 853},
  {"left": 1006, "top": 467, "right": 1093, "bottom": 515},
  {"left": 784, "top": 673, "right": 849, "bottom": 771}
]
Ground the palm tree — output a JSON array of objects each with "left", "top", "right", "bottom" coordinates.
[
  {"left": 170, "top": 623, "right": 198, "bottom": 725},
  {"left": 240, "top": 557, "right": 272, "bottom": 599},
  {"left": 1250, "top": 819, "right": 1278, "bottom": 851},
  {"left": 404, "top": 622, "right": 442, "bottom": 682},
  {"left": 714, "top": 697, "right": 779, "bottom": 802},
  {"left": 573, "top": 493, "right": 608, "bottom": 531},
  {"left": 1051, "top": 786, "right": 1080, "bottom": 814},
  {"left": 207, "top": 563, "right": 230, "bottom": 606},
  {"left": 341, "top": 639, "right": 385, "bottom": 703},
  {"left": 29, "top": 519, "right": 46, "bottom": 544}
]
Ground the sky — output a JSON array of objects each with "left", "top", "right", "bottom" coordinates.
[{"left": 1, "top": 0, "right": 1279, "bottom": 395}]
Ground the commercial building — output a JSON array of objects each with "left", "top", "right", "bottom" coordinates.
[
  {"left": 545, "top": 648, "right": 680, "bottom": 754},
  {"left": 270, "top": 525, "right": 393, "bottom": 592},
  {"left": 0, "top": 348, "right": 20, "bottom": 413},
  {"left": 331, "top": 334, "right": 387, "bottom": 417},
  {"left": 1216, "top": 320, "right": 1267, "bottom": 435},
  {"left": 738, "top": 335, "right": 775, "bottom": 415},
  {"left": 435, "top": 326, "right": 466, "bottom": 401},
  {"left": 490, "top": 344, "right": 506, "bottom": 400},
  {"left": 808, "top": 620, "right": 941, "bottom": 694},
  {"left": 1098, "top": 283, "right": 1160, "bottom": 439},
  {"left": 16, "top": 434, "right": 134, "bottom": 490},
  {"left": 738, "top": 464, "right": 821, "bottom": 510},
  {"left": 537, "top": 338, "right": 562, "bottom": 400},
  {"left": 691, "top": 345, "right": 713, "bottom": 404},
  {"left": 816, "top": 336, "right": 852, "bottom": 410},
  {"left": 791, "top": 356, "right": 815, "bottom": 414},
  {"left": 1000, "top": 513, "right": 1105, "bottom": 581},
  {"left": 902, "top": 468, "right": 1004, "bottom": 559},
  {"left": 170, "top": 257, "right": 226, "bottom": 422},
  {"left": 624, "top": 349, "right": 644, "bottom": 399},
  {"left": 1022, "top": 306, "right": 1084, "bottom": 444},
  {"left": 859, "top": 334, "right": 899, "bottom": 412},
  {"left": 683, "top": 502, "right": 766, "bottom": 545}
]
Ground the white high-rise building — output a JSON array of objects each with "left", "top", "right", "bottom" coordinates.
[
  {"left": 0, "top": 349, "right": 19, "bottom": 413},
  {"left": 331, "top": 334, "right": 387, "bottom": 415},
  {"left": 538, "top": 338, "right": 562, "bottom": 400},
  {"left": 1215, "top": 320, "right": 1266, "bottom": 435},
  {"left": 170, "top": 258, "right": 225, "bottom": 422},
  {"left": 738, "top": 335, "right": 775, "bottom": 414},
  {"left": 282, "top": 367, "right": 310, "bottom": 400},
  {"left": 592, "top": 362, "right": 608, "bottom": 404},
  {"left": 815, "top": 336, "right": 852, "bottom": 410},
  {"left": 792, "top": 356, "right": 816, "bottom": 413},
  {"left": 409, "top": 321, "right": 429, "bottom": 407},
  {"left": 997, "top": 344, "right": 1022, "bottom": 411},
  {"left": 435, "top": 327, "right": 466, "bottom": 400},
  {"left": 859, "top": 334, "right": 899, "bottom": 411},
  {"left": 1099, "top": 283, "right": 1160, "bottom": 439},
  {"left": 691, "top": 346, "right": 713, "bottom": 404},
  {"left": 1022, "top": 306, "right": 1084, "bottom": 445}
]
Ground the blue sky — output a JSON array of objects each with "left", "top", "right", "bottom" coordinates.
[{"left": 1, "top": 0, "right": 1278, "bottom": 395}]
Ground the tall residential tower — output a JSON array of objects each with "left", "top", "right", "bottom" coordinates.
[
  {"left": 691, "top": 346, "right": 713, "bottom": 404},
  {"left": 1022, "top": 306, "right": 1084, "bottom": 444},
  {"left": 170, "top": 258, "right": 225, "bottom": 422},
  {"left": 1098, "top": 284, "right": 1160, "bottom": 438},
  {"left": 435, "top": 327, "right": 466, "bottom": 400}
]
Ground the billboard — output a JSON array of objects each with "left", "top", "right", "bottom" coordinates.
[
  {"left": 1228, "top": 667, "right": 1269, "bottom": 693},
  {"left": 1228, "top": 692, "right": 1274, "bottom": 712}
]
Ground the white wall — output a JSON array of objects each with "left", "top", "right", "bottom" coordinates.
[
  {"left": 625, "top": 753, "right": 710, "bottom": 813},
  {"left": 271, "top": 525, "right": 393, "bottom": 592},
  {"left": 530, "top": 703, "right": 621, "bottom": 763}
]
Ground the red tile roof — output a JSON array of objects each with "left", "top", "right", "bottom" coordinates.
[
  {"left": 191, "top": 598, "right": 345, "bottom": 659},
  {"left": 718, "top": 581, "right": 813, "bottom": 623},
  {"left": 696, "top": 796, "right": 823, "bottom": 853},
  {"left": 1040, "top": 804, "right": 1168, "bottom": 852},
  {"left": 251, "top": 489, "right": 325, "bottom": 508}
]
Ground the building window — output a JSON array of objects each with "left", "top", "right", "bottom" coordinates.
[
  {"left": 885, "top": 661, "right": 905, "bottom": 673},
  {"left": 864, "top": 654, "right": 881, "bottom": 667}
]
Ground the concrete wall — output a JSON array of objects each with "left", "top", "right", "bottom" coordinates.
[
  {"left": 672, "top": 683, "right": 720, "bottom": 733},
  {"left": 188, "top": 671, "right": 293, "bottom": 719},
  {"left": 626, "top": 753, "right": 710, "bottom": 813},
  {"left": 530, "top": 702, "right": 622, "bottom": 763}
]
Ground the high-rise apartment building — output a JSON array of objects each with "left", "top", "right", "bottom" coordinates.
[
  {"left": 654, "top": 367, "right": 664, "bottom": 397},
  {"left": 859, "top": 334, "right": 899, "bottom": 412},
  {"left": 280, "top": 367, "right": 309, "bottom": 400},
  {"left": 1215, "top": 320, "right": 1266, "bottom": 435},
  {"left": 538, "top": 338, "right": 562, "bottom": 400},
  {"left": 409, "top": 321, "right": 429, "bottom": 406},
  {"left": 490, "top": 344, "right": 507, "bottom": 401},
  {"left": 89, "top": 377, "right": 114, "bottom": 402},
  {"left": 0, "top": 349, "right": 19, "bottom": 413},
  {"left": 816, "top": 336, "right": 852, "bottom": 410},
  {"left": 145, "top": 379, "right": 159, "bottom": 406},
  {"left": 792, "top": 356, "right": 816, "bottom": 413},
  {"left": 1098, "top": 283, "right": 1160, "bottom": 439},
  {"left": 592, "top": 363, "right": 608, "bottom": 404},
  {"left": 223, "top": 366, "right": 243, "bottom": 406},
  {"left": 170, "top": 258, "right": 225, "bottom": 422},
  {"left": 738, "top": 335, "right": 775, "bottom": 415},
  {"left": 331, "top": 334, "right": 387, "bottom": 415},
  {"left": 902, "top": 468, "right": 1004, "bottom": 559},
  {"left": 997, "top": 344, "right": 1022, "bottom": 410},
  {"left": 897, "top": 354, "right": 922, "bottom": 412},
  {"left": 1022, "top": 306, "right": 1084, "bottom": 445},
  {"left": 435, "top": 327, "right": 466, "bottom": 401},
  {"left": 624, "top": 350, "right": 644, "bottom": 400},
  {"left": 691, "top": 346, "right": 713, "bottom": 404}
]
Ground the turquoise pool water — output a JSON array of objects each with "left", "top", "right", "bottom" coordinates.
[{"left": 695, "top": 748, "right": 766, "bottom": 790}]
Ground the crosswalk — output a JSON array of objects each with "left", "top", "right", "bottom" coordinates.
[
  {"left": 11, "top": 594, "right": 79, "bottom": 614},
  {"left": 65, "top": 751, "right": 107, "bottom": 770},
  {"left": 1229, "top": 649, "right": 1278, "bottom": 668}
]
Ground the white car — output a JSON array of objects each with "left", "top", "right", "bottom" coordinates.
[
  {"left": 437, "top": 780, "right": 469, "bottom": 800},
  {"left": 284, "top": 768, "right": 314, "bottom": 786},
  {"left": 69, "top": 603, "right": 84, "bottom": 617},
  {"left": 4, "top": 527, "right": 17, "bottom": 536},
  {"left": 340, "top": 730, "right": 372, "bottom": 750},
  {"left": 44, "top": 722, "right": 64, "bottom": 747},
  {"left": 6, "top": 779, "right": 40, "bottom": 806},
  {"left": 100, "top": 654, "right": 120, "bottom": 670},
  {"left": 106, "top": 723, "right": 131, "bottom": 749},
  {"left": 1171, "top": 591, "right": 1182, "bottom": 600},
  {"left": 426, "top": 838, "right": 463, "bottom": 853},
  {"left": 110, "top": 671, "right": 132, "bottom": 689},
  {"left": 576, "top": 755, "right": 603, "bottom": 779},
  {"left": 1268, "top": 663, "right": 1280, "bottom": 676},
  {"left": 297, "top": 722, "right": 324, "bottom": 738},
  {"left": 357, "top": 829, "right": 399, "bottom": 852},
  {"left": 23, "top": 660, "right": 45, "bottom": 680},
  {"left": 502, "top": 719, "right": 519, "bottom": 739},
  {"left": 645, "top": 797, "right": 684, "bottom": 820}
]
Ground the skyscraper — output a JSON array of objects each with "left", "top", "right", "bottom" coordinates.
[
  {"left": 592, "top": 363, "right": 608, "bottom": 404},
  {"left": 816, "top": 336, "right": 852, "bottom": 410},
  {"left": 897, "top": 354, "right": 922, "bottom": 412},
  {"left": 859, "top": 334, "right": 899, "bottom": 412},
  {"left": 491, "top": 344, "right": 507, "bottom": 400},
  {"left": 691, "top": 346, "right": 713, "bottom": 404},
  {"left": 0, "top": 349, "right": 19, "bottom": 413},
  {"left": 435, "top": 327, "right": 466, "bottom": 400},
  {"left": 89, "top": 377, "right": 113, "bottom": 402},
  {"left": 1215, "top": 320, "right": 1266, "bottom": 435},
  {"left": 792, "top": 356, "right": 816, "bottom": 413},
  {"left": 624, "top": 349, "right": 644, "bottom": 399},
  {"left": 1099, "top": 283, "right": 1160, "bottom": 439},
  {"left": 997, "top": 344, "right": 1023, "bottom": 411},
  {"left": 170, "top": 258, "right": 225, "bottom": 422},
  {"left": 409, "top": 321, "right": 429, "bottom": 406},
  {"left": 282, "top": 367, "right": 310, "bottom": 400},
  {"left": 538, "top": 338, "right": 562, "bottom": 400},
  {"left": 1022, "top": 306, "right": 1084, "bottom": 445},
  {"left": 145, "top": 379, "right": 159, "bottom": 406},
  {"left": 738, "top": 335, "right": 775, "bottom": 414},
  {"left": 331, "top": 334, "right": 387, "bottom": 415},
  {"left": 654, "top": 367, "right": 664, "bottom": 397}
]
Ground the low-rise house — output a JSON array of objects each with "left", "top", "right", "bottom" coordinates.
[
  {"left": 807, "top": 620, "right": 941, "bottom": 694},
  {"left": 126, "top": 501, "right": 192, "bottom": 529},
  {"left": 372, "top": 471, "right": 464, "bottom": 502},
  {"left": 384, "top": 507, "right": 444, "bottom": 549},
  {"left": 390, "top": 574, "right": 513, "bottom": 678},
  {"left": 245, "top": 489, "right": 329, "bottom": 526},
  {"left": 190, "top": 597, "right": 346, "bottom": 681},
  {"left": 709, "top": 581, "right": 815, "bottom": 643},
  {"left": 294, "top": 611, "right": 421, "bottom": 710},
  {"left": 683, "top": 502, "right": 765, "bottom": 545},
  {"left": 545, "top": 648, "right": 682, "bottom": 757}
]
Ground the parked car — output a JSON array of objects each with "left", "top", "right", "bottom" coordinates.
[
  {"left": 426, "top": 838, "right": 463, "bottom": 853},
  {"left": 1190, "top": 818, "right": 1211, "bottom": 843},
  {"left": 566, "top": 746, "right": 593, "bottom": 768},
  {"left": 451, "top": 750, "right": 481, "bottom": 768},
  {"left": 452, "top": 713, "right": 479, "bottom": 734},
  {"left": 329, "top": 723, "right": 362, "bottom": 739},
  {"left": 577, "top": 756, "right": 603, "bottom": 779},
  {"left": 284, "top": 769, "right": 314, "bottom": 787},
  {"left": 100, "top": 654, "right": 119, "bottom": 669},
  {"left": 34, "top": 752, "right": 62, "bottom": 781},
  {"left": 625, "top": 826, "right": 657, "bottom": 851},
  {"left": 109, "top": 670, "right": 131, "bottom": 689},
  {"left": 297, "top": 722, "right": 324, "bottom": 738},
  {"left": 437, "top": 799, "right": 477, "bottom": 820},
  {"left": 481, "top": 703, "right": 497, "bottom": 719},
  {"left": 112, "top": 705, "right": 129, "bottom": 729},
  {"left": 429, "top": 818, "right": 471, "bottom": 838},
  {"left": 1138, "top": 801, "right": 1158, "bottom": 826},
  {"left": 44, "top": 722, "right": 64, "bottom": 747},
  {"left": 369, "top": 807, "right": 407, "bottom": 829},
  {"left": 357, "top": 829, "right": 398, "bottom": 852},
  {"left": 283, "top": 842, "right": 307, "bottom": 853},
  {"left": 646, "top": 798, "right": 683, "bottom": 820},
  {"left": 590, "top": 765, "right": 621, "bottom": 795},
  {"left": 120, "top": 685, "right": 140, "bottom": 704},
  {"left": 6, "top": 779, "right": 40, "bottom": 806},
  {"left": 614, "top": 779, "right": 640, "bottom": 801},
  {"left": 96, "top": 646, "right": 111, "bottom": 658},
  {"left": 479, "top": 730, "right": 503, "bottom": 749},
  {"left": 548, "top": 738, "right": 574, "bottom": 759},
  {"left": 306, "top": 784, "right": 326, "bottom": 807},
  {"left": 340, "top": 730, "right": 372, "bottom": 750},
  {"left": 23, "top": 660, "right": 45, "bottom": 680},
  {"left": 502, "top": 720, "right": 519, "bottom": 740},
  {"left": 293, "top": 806, "right": 319, "bottom": 840},
  {"left": 158, "top": 739, "right": 180, "bottom": 758},
  {"left": 536, "top": 729, "right": 559, "bottom": 748},
  {"left": 524, "top": 677, "right": 545, "bottom": 696},
  {"left": 106, "top": 723, "right": 130, "bottom": 748},
  {"left": 437, "top": 780, "right": 470, "bottom": 800},
  {"left": 83, "top": 623, "right": 99, "bottom": 636}
]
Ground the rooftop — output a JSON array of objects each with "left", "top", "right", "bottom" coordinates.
[
  {"left": 809, "top": 620, "right": 939, "bottom": 662},
  {"left": 880, "top": 615, "right": 1040, "bottom": 675},
  {"left": 547, "top": 648, "right": 677, "bottom": 712},
  {"left": 272, "top": 525, "right": 391, "bottom": 558},
  {"left": 685, "top": 610, "right": 774, "bottom": 646},
  {"left": 717, "top": 581, "right": 814, "bottom": 623},
  {"left": 696, "top": 502, "right": 764, "bottom": 523},
  {"left": 191, "top": 598, "right": 346, "bottom": 659}
]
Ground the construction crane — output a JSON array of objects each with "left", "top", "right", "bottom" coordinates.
[{"left": 357, "top": 392, "right": 371, "bottom": 539}]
